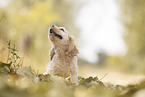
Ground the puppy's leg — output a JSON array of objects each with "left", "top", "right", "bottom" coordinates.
[
  {"left": 50, "top": 47, "right": 55, "bottom": 61},
  {"left": 43, "top": 48, "right": 55, "bottom": 75},
  {"left": 71, "top": 67, "right": 78, "bottom": 85}
]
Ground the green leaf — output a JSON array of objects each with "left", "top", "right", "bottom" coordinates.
[
  {"left": 7, "top": 47, "right": 10, "bottom": 49},
  {"left": 0, "top": 61, "right": 11, "bottom": 68},
  {"left": 10, "top": 61, "right": 12, "bottom": 65},
  {"left": 84, "top": 76, "right": 94, "bottom": 83},
  {"left": 16, "top": 55, "right": 20, "bottom": 59},
  {"left": 11, "top": 48, "right": 16, "bottom": 51},
  {"left": 54, "top": 74, "right": 63, "bottom": 77},
  {"left": 13, "top": 53, "right": 17, "bottom": 55},
  {"left": 11, "top": 51, "right": 14, "bottom": 54},
  {"left": 13, "top": 43, "right": 15, "bottom": 48},
  {"left": 7, "top": 40, "right": 11, "bottom": 46}
]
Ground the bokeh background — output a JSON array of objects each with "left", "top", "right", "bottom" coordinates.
[{"left": 0, "top": 0, "right": 145, "bottom": 85}]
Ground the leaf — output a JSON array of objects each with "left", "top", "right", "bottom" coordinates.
[
  {"left": 0, "top": 61, "right": 11, "bottom": 68},
  {"left": 7, "top": 47, "right": 10, "bottom": 49},
  {"left": 16, "top": 67, "right": 35, "bottom": 79},
  {"left": 11, "top": 48, "right": 16, "bottom": 51},
  {"left": 13, "top": 53, "right": 17, "bottom": 55},
  {"left": 14, "top": 60, "right": 16, "bottom": 63},
  {"left": 8, "top": 58, "right": 11, "bottom": 60},
  {"left": 16, "top": 55, "right": 20, "bottom": 59},
  {"left": 84, "top": 76, "right": 94, "bottom": 83},
  {"left": 11, "top": 51, "right": 14, "bottom": 54},
  {"left": 67, "top": 71, "right": 72, "bottom": 83},
  {"left": 16, "top": 64, "right": 20, "bottom": 67},
  {"left": 7, "top": 40, "right": 11, "bottom": 46},
  {"left": 13, "top": 43, "right": 15, "bottom": 48},
  {"left": 54, "top": 74, "right": 62, "bottom": 77},
  {"left": 78, "top": 76, "right": 84, "bottom": 80},
  {"left": 10, "top": 61, "right": 12, "bottom": 65},
  {"left": 0, "top": 61, "right": 11, "bottom": 74}
]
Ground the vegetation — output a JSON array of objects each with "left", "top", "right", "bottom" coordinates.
[
  {"left": 118, "top": 0, "right": 145, "bottom": 73},
  {"left": 0, "top": 0, "right": 145, "bottom": 97},
  {"left": 0, "top": 41, "right": 144, "bottom": 97},
  {"left": 0, "top": 0, "right": 81, "bottom": 73}
]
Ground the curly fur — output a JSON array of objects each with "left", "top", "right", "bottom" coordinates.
[{"left": 45, "top": 25, "right": 79, "bottom": 85}]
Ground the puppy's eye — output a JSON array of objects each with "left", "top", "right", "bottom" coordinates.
[{"left": 60, "top": 28, "right": 65, "bottom": 32}]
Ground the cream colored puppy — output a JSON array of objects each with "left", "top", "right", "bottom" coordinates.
[{"left": 46, "top": 25, "right": 79, "bottom": 85}]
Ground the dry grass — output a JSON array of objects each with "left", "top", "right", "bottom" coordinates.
[{"left": 79, "top": 65, "right": 145, "bottom": 86}]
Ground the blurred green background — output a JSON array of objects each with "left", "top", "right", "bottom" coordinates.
[
  {"left": 0, "top": 0, "right": 145, "bottom": 78},
  {"left": 0, "top": 0, "right": 81, "bottom": 73}
]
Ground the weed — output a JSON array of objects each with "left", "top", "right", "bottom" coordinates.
[
  {"left": 0, "top": 41, "right": 140, "bottom": 97},
  {"left": 7, "top": 40, "right": 23, "bottom": 70}
]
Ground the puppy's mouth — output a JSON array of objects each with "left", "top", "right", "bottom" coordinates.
[{"left": 50, "top": 29, "right": 63, "bottom": 39}]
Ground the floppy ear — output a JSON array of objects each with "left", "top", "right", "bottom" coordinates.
[
  {"left": 66, "top": 36, "right": 79, "bottom": 57},
  {"left": 49, "top": 47, "right": 55, "bottom": 61},
  {"left": 70, "top": 45, "right": 79, "bottom": 56}
]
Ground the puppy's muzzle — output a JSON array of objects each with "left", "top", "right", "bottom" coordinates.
[{"left": 49, "top": 25, "right": 63, "bottom": 39}]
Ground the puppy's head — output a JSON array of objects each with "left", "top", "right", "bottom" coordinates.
[
  {"left": 48, "top": 25, "right": 79, "bottom": 56},
  {"left": 48, "top": 25, "right": 68, "bottom": 45}
]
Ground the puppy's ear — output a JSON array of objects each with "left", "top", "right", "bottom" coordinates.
[
  {"left": 49, "top": 47, "right": 55, "bottom": 61},
  {"left": 67, "top": 36, "right": 79, "bottom": 57},
  {"left": 70, "top": 45, "right": 79, "bottom": 56}
]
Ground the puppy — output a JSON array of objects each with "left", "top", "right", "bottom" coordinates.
[{"left": 46, "top": 25, "right": 79, "bottom": 85}]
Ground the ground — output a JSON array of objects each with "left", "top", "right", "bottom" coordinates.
[{"left": 79, "top": 65, "right": 145, "bottom": 85}]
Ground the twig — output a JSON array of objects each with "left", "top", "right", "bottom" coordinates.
[
  {"left": 100, "top": 73, "right": 108, "bottom": 81},
  {"left": 7, "top": 40, "right": 11, "bottom": 63}
]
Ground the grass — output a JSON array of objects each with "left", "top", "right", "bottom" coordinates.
[{"left": 0, "top": 41, "right": 145, "bottom": 97}]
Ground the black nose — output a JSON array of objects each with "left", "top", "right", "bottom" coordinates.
[{"left": 51, "top": 25, "right": 55, "bottom": 27}]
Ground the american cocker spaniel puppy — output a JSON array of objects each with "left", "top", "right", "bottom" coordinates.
[{"left": 46, "top": 25, "right": 79, "bottom": 85}]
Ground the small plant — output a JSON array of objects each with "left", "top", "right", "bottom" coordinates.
[{"left": 7, "top": 40, "right": 23, "bottom": 70}]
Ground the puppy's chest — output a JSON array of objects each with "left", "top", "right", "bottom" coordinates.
[{"left": 53, "top": 54, "right": 72, "bottom": 66}]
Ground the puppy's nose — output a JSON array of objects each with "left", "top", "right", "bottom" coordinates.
[{"left": 51, "top": 25, "right": 55, "bottom": 27}]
